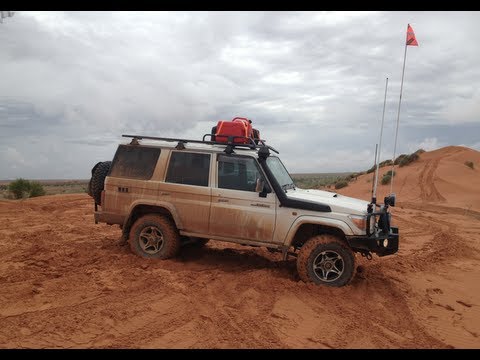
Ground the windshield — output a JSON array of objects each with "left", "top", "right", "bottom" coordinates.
[{"left": 266, "top": 156, "right": 296, "bottom": 192}]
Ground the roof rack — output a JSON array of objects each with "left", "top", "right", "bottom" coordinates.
[{"left": 122, "top": 134, "right": 279, "bottom": 154}]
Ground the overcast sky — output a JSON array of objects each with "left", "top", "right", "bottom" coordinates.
[{"left": 1, "top": 11, "right": 479, "bottom": 179}]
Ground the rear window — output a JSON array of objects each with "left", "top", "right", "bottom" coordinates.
[
  {"left": 165, "top": 152, "right": 210, "bottom": 187},
  {"left": 109, "top": 145, "right": 160, "bottom": 180}
]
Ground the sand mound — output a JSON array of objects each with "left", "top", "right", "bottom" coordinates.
[
  {"left": 0, "top": 148, "right": 479, "bottom": 348},
  {"left": 340, "top": 146, "right": 480, "bottom": 212}
]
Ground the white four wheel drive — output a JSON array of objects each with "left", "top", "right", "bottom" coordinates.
[{"left": 88, "top": 133, "right": 399, "bottom": 287}]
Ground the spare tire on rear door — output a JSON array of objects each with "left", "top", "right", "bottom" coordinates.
[{"left": 88, "top": 161, "right": 111, "bottom": 205}]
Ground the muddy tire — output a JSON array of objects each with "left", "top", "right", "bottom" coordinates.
[
  {"left": 297, "top": 234, "right": 356, "bottom": 287},
  {"left": 129, "top": 215, "right": 181, "bottom": 259},
  {"left": 88, "top": 161, "right": 111, "bottom": 205}
]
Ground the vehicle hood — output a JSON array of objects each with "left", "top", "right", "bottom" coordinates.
[{"left": 286, "top": 188, "right": 369, "bottom": 215}]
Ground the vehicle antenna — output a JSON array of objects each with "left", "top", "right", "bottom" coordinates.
[
  {"left": 371, "top": 143, "right": 378, "bottom": 203},
  {"left": 372, "top": 77, "right": 389, "bottom": 205}
]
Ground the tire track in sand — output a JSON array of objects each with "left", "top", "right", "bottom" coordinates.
[{"left": 418, "top": 159, "right": 446, "bottom": 203}]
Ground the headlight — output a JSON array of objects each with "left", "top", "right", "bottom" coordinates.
[{"left": 349, "top": 215, "right": 366, "bottom": 231}]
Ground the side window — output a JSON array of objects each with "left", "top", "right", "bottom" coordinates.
[
  {"left": 218, "top": 155, "right": 264, "bottom": 192},
  {"left": 165, "top": 152, "right": 210, "bottom": 187},
  {"left": 109, "top": 145, "right": 161, "bottom": 180}
]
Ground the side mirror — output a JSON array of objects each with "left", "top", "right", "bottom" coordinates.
[
  {"left": 257, "top": 179, "right": 271, "bottom": 198},
  {"left": 255, "top": 178, "right": 264, "bottom": 193}
]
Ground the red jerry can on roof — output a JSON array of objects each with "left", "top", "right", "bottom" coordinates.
[{"left": 212, "top": 117, "right": 261, "bottom": 144}]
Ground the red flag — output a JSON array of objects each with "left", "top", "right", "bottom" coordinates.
[{"left": 406, "top": 24, "right": 418, "bottom": 46}]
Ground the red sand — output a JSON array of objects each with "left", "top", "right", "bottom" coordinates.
[{"left": 0, "top": 146, "right": 479, "bottom": 348}]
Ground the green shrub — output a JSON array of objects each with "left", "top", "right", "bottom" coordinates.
[
  {"left": 394, "top": 154, "right": 407, "bottom": 165},
  {"left": 401, "top": 153, "right": 419, "bottom": 167},
  {"left": 7, "top": 179, "right": 46, "bottom": 199},
  {"left": 8, "top": 178, "right": 31, "bottom": 199},
  {"left": 381, "top": 174, "right": 392, "bottom": 185},
  {"left": 335, "top": 180, "right": 348, "bottom": 189},
  {"left": 394, "top": 152, "right": 420, "bottom": 167},
  {"left": 366, "top": 159, "right": 393, "bottom": 174},
  {"left": 393, "top": 149, "right": 423, "bottom": 167},
  {"left": 381, "top": 170, "right": 396, "bottom": 185},
  {"left": 379, "top": 159, "right": 393, "bottom": 167},
  {"left": 465, "top": 161, "right": 474, "bottom": 169},
  {"left": 29, "top": 181, "right": 46, "bottom": 197}
]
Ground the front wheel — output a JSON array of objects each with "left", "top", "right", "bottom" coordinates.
[
  {"left": 297, "top": 234, "right": 356, "bottom": 287},
  {"left": 129, "top": 215, "right": 180, "bottom": 259}
]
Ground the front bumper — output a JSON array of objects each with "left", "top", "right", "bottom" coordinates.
[{"left": 346, "top": 226, "right": 399, "bottom": 257}]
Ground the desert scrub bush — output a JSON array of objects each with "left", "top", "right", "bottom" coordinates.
[
  {"left": 366, "top": 159, "right": 393, "bottom": 174},
  {"left": 335, "top": 180, "right": 348, "bottom": 189},
  {"left": 7, "top": 179, "right": 46, "bottom": 199},
  {"left": 381, "top": 172, "right": 394, "bottom": 185},
  {"left": 465, "top": 161, "right": 474, "bottom": 169},
  {"left": 394, "top": 149, "right": 422, "bottom": 167},
  {"left": 29, "top": 181, "right": 46, "bottom": 197},
  {"left": 400, "top": 153, "right": 419, "bottom": 167},
  {"left": 8, "top": 178, "right": 31, "bottom": 199}
]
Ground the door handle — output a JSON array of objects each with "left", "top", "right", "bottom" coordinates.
[
  {"left": 160, "top": 192, "right": 170, "bottom": 196},
  {"left": 218, "top": 198, "right": 229, "bottom": 203}
]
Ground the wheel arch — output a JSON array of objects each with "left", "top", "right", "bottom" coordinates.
[
  {"left": 122, "top": 202, "right": 182, "bottom": 239},
  {"left": 284, "top": 216, "right": 353, "bottom": 249}
]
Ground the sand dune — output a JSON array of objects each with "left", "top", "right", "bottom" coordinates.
[
  {"left": 0, "top": 146, "right": 478, "bottom": 348},
  {"left": 340, "top": 146, "right": 480, "bottom": 212}
]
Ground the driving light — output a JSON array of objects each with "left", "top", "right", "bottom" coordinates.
[
  {"left": 383, "top": 239, "right": 389, "bottom": 247},
  {"left": 384, "top": 193, "right": 396, "bottom": 207},
  {"left": 349, "top": 215, "right": 366, "bottom": 231}
]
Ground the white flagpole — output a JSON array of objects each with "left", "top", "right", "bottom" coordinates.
[
  {"left": 372, "top": 77, "right": 389, "bottom": 204},
  {"left": 390, "top": 24, "right": 410, "bottom": 195}
]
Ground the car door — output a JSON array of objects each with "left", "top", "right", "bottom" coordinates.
[
  {"left": 209, "top": 154, "right": 276, "bottom": 242},
  {"left": 160, "top": 151, "right": 212, "bottom": 234}
]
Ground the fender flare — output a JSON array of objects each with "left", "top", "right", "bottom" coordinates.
[
  {"left": 124, "top": 200, "right": 184, "bottom": 230},
  {"left": 282, "top": 215, "right": 354, "bottom": 247}
]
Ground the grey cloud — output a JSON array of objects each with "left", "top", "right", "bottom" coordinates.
[{"left": 0, "top": 11, "right": 479, "bottom": 179}]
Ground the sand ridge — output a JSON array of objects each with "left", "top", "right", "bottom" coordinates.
[{"left": 0, "top": 146, "right": 479, "bottom": 348}]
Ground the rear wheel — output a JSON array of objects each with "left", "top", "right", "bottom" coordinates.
[
  {"left": 129, "top": 215, "right": 180, "bottom": 259},
  {"left": 297, "top": 234, "right": 356, "bottom": 287}
]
